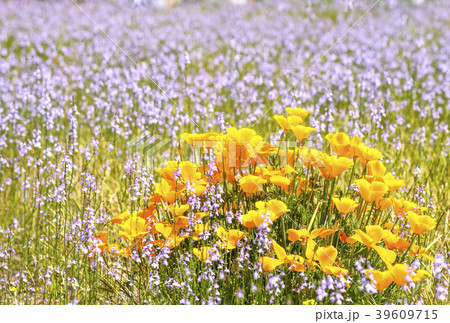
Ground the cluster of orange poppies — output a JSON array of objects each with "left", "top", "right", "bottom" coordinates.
[{"left": 88, "top": 107, "right": 437, "bottom": 294}]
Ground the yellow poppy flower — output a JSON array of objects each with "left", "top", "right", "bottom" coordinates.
[
  {"left": 367, "top": 160, "right": 386, "bottom": 178},
  {"left": 255, "top": 199, "right": 290, "bottom": 221},
  {"left": 285, "top": 107, "right": 312, "bottom": 119},
  {"left": 291, "top": 125, "right": 315, "bottom": 142},
  {"left": 375, "top": 197, "right": 393, "bottom": 211},
  {"left": 269, "top": 175, "right": 291, "bottom": 191},
  {"left": 280, "top": 164, "right": 298, "bottom": 175},
  {"left": 366, "top": 269, "right": 394, "bottom": 292},
  {"left": 242, "top": 200, "right": 289, "bottom": 229},
  {"left": 305, "top": 240, "right": 348, "bottom": 276},
  {"left": 349, "top": 135, "right": 363, "bottom": 158},
  {"left": 384, "top": 221, "right": 400, "bottom": 234},
  {"left": 166, "top": 234, "right": 187, "bottom": 249},
  {"left": 111, "top": 211, "right": 131, "bottom": 224},
  {"left": 167, "top": 204, "right": 190, "bottom": 216},
  {"left": 357, "top": 144, "right": 383, "bottom": 168},
  {"left": 391, "top": 198, "right": 426, "bottom": 217},
  {"left": 355, "top": 179, "right": 389, "bottom": 202},
  {"left": 238, "top": 175, "right": 267, "bottom": 195},
  {"left": 150, "top": 179, "right": 180, "bottom": 204},
  {"left": 155, "top": 222, "right": 174, "bottom": 239},
  {"left": 273, "top": 115, "right": 304, "bottom": 131},
  {"left": 216, "top": 227, "right": 247, "bottom": 249},
  {"left": 332, "top": 197, "right": 359, "bottom": 214},
  {"left": 382, "top": 173, "right": 405, "bottom": 192},
  {"left": 259, "top": 257, "right": 285, "bottom": 271},
  {"left": 317, "top": 154, "right": 354, "bottom": 179},
  {"left": 287, "top": 227, "right": 336, "bottom": 243},
  {"left": 409, "top": 245, "right": 435, "bottom": 262},
  {"left": 111, "top": 205, "right": 156, "bottom": 224},
  {"left": 119, "top": 216, "right": 151, "bottom": 242},
  {"left": 193, "top": 247, "right": 219, "bottom": 263},
  {"left": 302, "top": 299, "right": 315, "bottom": 305},
  {"left": 191, "top": 224, "right": 211, "bottom": 241},
  {"left": 180, "top": 132, "right": 219, "bottom": 146},
  {"left": 259, "top": 240, "right": 305, "bottom": 272},
  {"left": 325, "top": 133, "right": 351, "bottom": 157},
  {"left": 406, "top": 211, "right": 436, "bottom": 235}
]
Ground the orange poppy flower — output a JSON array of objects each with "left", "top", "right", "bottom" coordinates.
[
  {"left": 298, "top": 147, "right": 323, "bottom": 169},
  {"left": 381, "top": 230, "right": 410, "bottom": 250},
  {"left": 390, "top": 264, "right": 413, "bottom": 286},
  {"left": 173, "top": 216, "right": 190, "bottom": 231},
  {"left": 88, "top": 231, "right": 109, "bottom": 259},
  {"left": 346, "top": 225, "right": 396, "bottom": 266},
  {"left": 339, "top": 230, "right": 349, "bottom": 242},
  {"left": 241, "top": 210, "right": 265, "bottom": 229},
  {"left": 221, "top": 127, "right": 275, "bottom": 168}
]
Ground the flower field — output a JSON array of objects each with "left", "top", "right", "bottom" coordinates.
[{"left": 0, "top": 0, "right": 449, "bottom": 305}]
